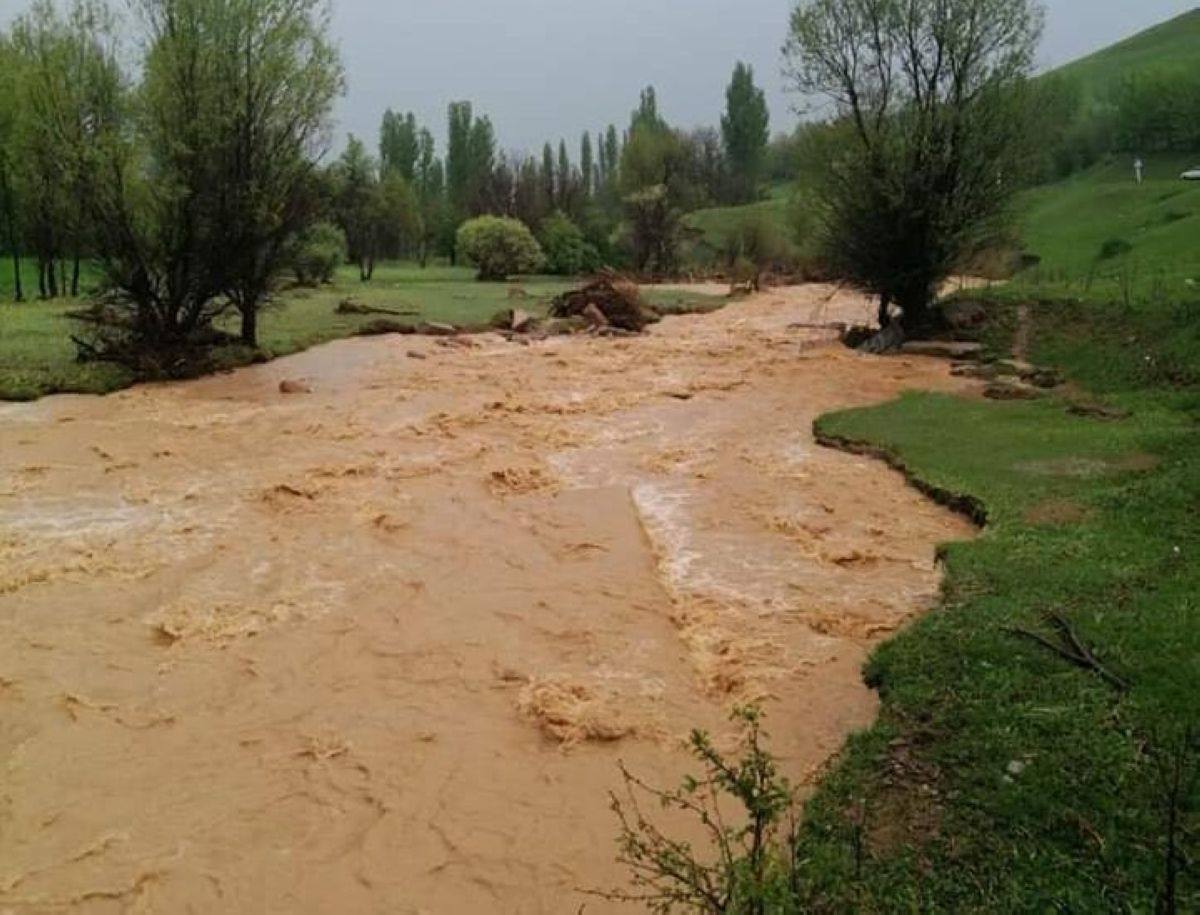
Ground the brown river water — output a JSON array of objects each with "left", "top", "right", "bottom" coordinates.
[{"left": 0, "top": 285, "right": 974, "bottom": 913}]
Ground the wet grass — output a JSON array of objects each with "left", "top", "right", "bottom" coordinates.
[
  {"left": 0, "top": 262, "right": 719, "bottom": 401},
  {"left": 801, "top": 297, "right": 1200, "bottom": 910}
]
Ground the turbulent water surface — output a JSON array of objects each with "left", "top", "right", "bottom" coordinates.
[{"left": 0, "top": 285, "right": 974, "bottom": 913}]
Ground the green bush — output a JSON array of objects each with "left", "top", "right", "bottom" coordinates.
[
  {"left": 1098, "top": 237, "right": 1134, "bottom": 261},
  {"left": 538, "top": 211, "right": 601, "bottom": 276},
  {"left": 456, "top": 216, "right": 544, "bottom": 281},
  {"left": 290, "top": 222, "right": 347, "bottom": 286}
]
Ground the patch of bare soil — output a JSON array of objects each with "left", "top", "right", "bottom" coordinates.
[
  {"left": 0, "top": 284, "right": 976, "bottom": 913},
  {"left": 1025, "top": 499, "right": 1093, "bottom": 526}
]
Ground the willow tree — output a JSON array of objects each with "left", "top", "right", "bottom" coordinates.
[{"left": 785, "top": 0, "right": 1044, "bottom": 330}]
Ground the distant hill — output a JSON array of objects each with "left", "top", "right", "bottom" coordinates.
[{"left": 1048, "top": 8, "right": 1200, "bottom": 104}]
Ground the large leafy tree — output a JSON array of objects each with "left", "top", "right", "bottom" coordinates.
[
  {"left": 379, "top": 109, "right": 419, "bottom": 180},
  {"left": 81, "top": 0, "right": 343, "bottom": 355},
  {"left": 619, "top": 91, "right": 690, "bottom": 274},
  {"left": 785, "top": 0, "right": 1043, "bottom": 330},
  {"left": 206, "top": 0, "right": 343, "bottom": 345},
  {"left": 720, "top": 62, "right": 769, "bottom": 204},
  {"left": 333, "top": 136, "right": 383, "bottom": 280}
]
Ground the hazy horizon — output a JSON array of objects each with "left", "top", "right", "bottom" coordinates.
[{"left": 0, "top": 0, "right": 1194, "bottom": 156}]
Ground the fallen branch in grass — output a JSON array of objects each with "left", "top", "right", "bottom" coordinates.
[
  {"left": 1005, "top": 611, "right": 1131, "bottom": 692},
  {"left": 335, "top": 300, "right": 420, "bottom": 317}
]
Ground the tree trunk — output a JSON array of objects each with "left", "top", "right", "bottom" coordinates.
[
  {"left": 240, "top": 306, "right": 258, "bottom": 348},
  {"left": 877, "top": 292, "right": 893, "bottom": 328},
  {"left": 896, "top": 282, "right": 937, "bottom": 336},
  {"left": 8, "top": 248, "right": 20, "bottom": 302},
  {"left": 71, "top": 253, "right": 81, "bottom": 298},
  {"left": 0, "top": 167, "right": 20, "bottom": 301}
]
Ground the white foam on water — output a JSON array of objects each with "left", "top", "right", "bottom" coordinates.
[{"left": 630, "top": 481, "right": 699, "bottom": 593}]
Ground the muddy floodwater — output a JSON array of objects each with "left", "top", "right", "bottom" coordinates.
[{"left": 0, "top": 286, "right": 974, "bottom": 913}]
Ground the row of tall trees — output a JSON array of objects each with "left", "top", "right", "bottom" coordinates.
[
  {"left": 323, "top": 62, "right": 774, "bottom": 278},
  {"left": 0, "top": 0, "right": 123, "bottom": 301}
]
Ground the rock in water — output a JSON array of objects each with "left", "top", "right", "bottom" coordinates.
[
  {"left": 279, "top": 380, "right": 312, "bottom": 395},
  {"left": 858, "top": 322, "right": 906, "bottom": 354}
]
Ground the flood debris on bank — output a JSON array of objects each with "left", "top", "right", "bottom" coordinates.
[{"left": 548, "top": 275, "right": 657, "bottom": 332}]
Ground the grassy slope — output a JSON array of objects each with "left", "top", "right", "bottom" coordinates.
[
  {"left": 1051, "top": 8, "right": 1200, "bottom": 104},
  {"left": 0, "top": 262, "right": 717, "bottom": 401},
  {"left": 1011, "top": 155, "right": 1200, "bottom": 298},
  {"left": 681, "top": 186, "right": 799, "bottom": 270}
]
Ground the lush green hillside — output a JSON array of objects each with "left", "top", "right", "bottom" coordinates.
[
  {"left": 1011, "top": 154, "right": 1200, "bottom": 298},
  {"left": 1051, "top": 8, "right": 1200, "bottom": 105},
  {"left": 680, "top": 192, "right": 796, "bottom": 271}
]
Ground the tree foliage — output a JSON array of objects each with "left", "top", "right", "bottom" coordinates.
[
  {"left": 380, "top": 109, "right": 419, "bottom": 180},
  {"left": 785, "top": 0, "right": 1043, "bottom": 327},
  {"left": 721, "top": 62, "right": 770, "bottom": 204},
  {"left": 619, "top": 91, "right": 693, "bottom": 274},
  {"left": 1112, "top": 67, "right": 1200, "bottom": 154},
  {"left": 73, "top": 0, "right": 343, "bottom": 357},
  {"left": 456, "top": 215, "right": 544, "bottom": 281},
  {"left": 289, "top": 221, "right": 346, "bottom": 286},
  {"left": 538, "top": 211, "right": 600, "bottom": 276}
]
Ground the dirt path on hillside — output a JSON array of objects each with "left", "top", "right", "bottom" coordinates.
[{"left": 0, "top": 285, "right": 975, "bottom": 913}]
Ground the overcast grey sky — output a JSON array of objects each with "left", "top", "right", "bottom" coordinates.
[{"left": 2, "top": 0, "right": 1195, "bottom": 155}]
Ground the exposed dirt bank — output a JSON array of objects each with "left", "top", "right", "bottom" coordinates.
[{"left": 0, "top": 285, "right": 975, "bottom": 913}]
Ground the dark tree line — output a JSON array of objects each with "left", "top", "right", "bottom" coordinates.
[{"left": 318, "top": 62, "right": 775, "bottom": 280}]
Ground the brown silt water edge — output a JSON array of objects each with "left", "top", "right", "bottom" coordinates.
[{"left": 0, "top": 284, "right": 976, "bottom": 913}]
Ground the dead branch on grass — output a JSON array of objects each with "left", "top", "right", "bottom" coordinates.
[{"left": 1005, "top": 611, "right": 1131, "bottom": 692}]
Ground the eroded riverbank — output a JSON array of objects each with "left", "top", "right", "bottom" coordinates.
[{"left": 0, "top": 285, "right": 974, "bottom": 913}]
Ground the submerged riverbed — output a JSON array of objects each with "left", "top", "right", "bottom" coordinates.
[{"left": 0, "top": 285, "right": 974, "bottom": 912}]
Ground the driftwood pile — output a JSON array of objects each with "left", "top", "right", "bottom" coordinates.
[{"left": 548, "top": 275, "right": 657, "bottom": 333}]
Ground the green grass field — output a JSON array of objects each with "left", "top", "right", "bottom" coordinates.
[
  {"left": 684, "top": 195, "right": 790, "bottom": 246},
  {"left": 800, "top": 291, "right": 1200, "bottom": 910},
  {"left": 1010, "top": 154, "right": 1200, "bottom": 301},
  {"left": 0, "top": 262, "right": 718, "bottom": 401}
]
